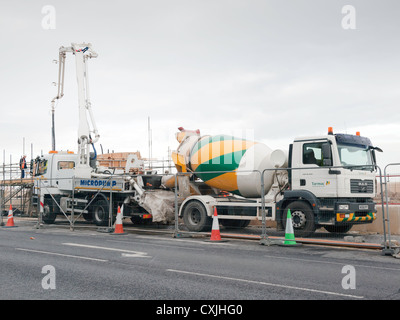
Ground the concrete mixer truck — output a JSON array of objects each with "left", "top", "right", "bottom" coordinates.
[{"left": 171, "top": 127, "right": 382, "bottom": 237}]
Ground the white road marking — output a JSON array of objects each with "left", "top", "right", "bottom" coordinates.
[
  {"left": 263, "top": 254, "right": 400, "bottom": 272},
  {"left": 136, "top": 235, "right": 233, "bottom": 245},
  {"left": 121, "top": 253, "right": 152, "bottom": 258},
  {"left": 63, "top": 242, "right": 151, "bottom": 258},
  {"left": 107, "top": 239, "right": 205, "bottom": 251},
  {"left": 15, "top": 248, "right": 108, "bottom": 262},
  {"left": 166, "top": 269, "right": 364, "bottom": 299}
]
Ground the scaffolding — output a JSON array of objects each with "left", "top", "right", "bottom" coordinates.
[{"left": 0, "top": 160, "right": 36, "bottom": 225}]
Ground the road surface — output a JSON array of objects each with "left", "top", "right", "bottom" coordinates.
[{"left": 0, "top": 220, "right": 399, "bottom": 305}]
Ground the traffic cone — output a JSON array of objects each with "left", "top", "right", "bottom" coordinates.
[
  {"left": 281, "top": 209, "right": 301, "bottom": 246},
  {"left": 206, "top": 207, "right": 227, "bottom": 242},
  {"left": 4, "top": 204, "right": 17, "bottom": 228},
  {"left": 112, "top": 206, "right": 126, "bottom": 235}
]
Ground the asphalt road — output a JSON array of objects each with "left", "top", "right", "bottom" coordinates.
[{"left": 1, "top": 220, "right": 399, "bottom": 304}]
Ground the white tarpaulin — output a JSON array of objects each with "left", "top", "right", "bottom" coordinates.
[{"left": 139, "top": 190, "right": 176, "bottom": 223}]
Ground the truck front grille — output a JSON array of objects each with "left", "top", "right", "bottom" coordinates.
[{"left": 350, "top": 179, "right": 374, "bottom": 194}]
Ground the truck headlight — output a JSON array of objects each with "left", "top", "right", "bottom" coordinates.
[{"left": 338, "top": 204, "right": 349, "bottom": 210}]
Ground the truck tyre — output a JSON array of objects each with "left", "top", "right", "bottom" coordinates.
[
  {"left": 283, "top": 201, "right": 316, "bottom": 237},
  {"left": 82, "top": 211, "right": 93, "bottom": 222},
  {"left": 92, "top": 199, "right": 113, "bottom": 226},
  {"left": 42, "top": 198, "right": 57, "bottom": 224},
  {"left": 182, "top": 200, "right": 212, "bottom": 232}
]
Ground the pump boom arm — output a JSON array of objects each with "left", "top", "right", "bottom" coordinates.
[{"left": 52, "top": 43, "right": 100, "bottom": 178}]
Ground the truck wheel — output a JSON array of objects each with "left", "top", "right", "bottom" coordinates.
[
  {"left": 92, "top": 199, "right": 113, "bottom": 226},
  {"left": 283, "top": 201, "right": 316, "bottom": 237},
  {"left": 82, "top": 211, "right": 93, "bottom": 221},
  {"left": 182, "top": 201, "right": 212, "bottom": 232},
  {"left": 42, "top": 198, "right": 57, "bottom": 224}
]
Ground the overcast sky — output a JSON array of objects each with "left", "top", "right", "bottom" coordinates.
[{"left": 0, "top": 0, "right": 399, "bottom": 170}]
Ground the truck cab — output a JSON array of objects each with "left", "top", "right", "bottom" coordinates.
[
  {"left": 33, "top": 151, "right": 79, "bottom": 191},
  {"left": 281, "top": 128, "right": 380, "bottom": 234}
]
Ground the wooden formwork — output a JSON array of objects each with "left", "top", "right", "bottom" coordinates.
[
  {"left": 97, "top": 152, "right": 142, "bottom": 171},
  {"left": 1, "top": 178, "right": 34, "bottom": 186}
]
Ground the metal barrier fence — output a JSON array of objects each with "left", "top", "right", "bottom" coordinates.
[
  {"left": 171, "top": 166, "right": 386, "bottom": 242},
  {"left": 2, "top": 161, "right": 399, "bottom": 256},
  {"left": 34, "top": 175, "right": 118, "bottom": 231},
  {"left": 381, "top": 163, "right": 400, "bottom": 255}
]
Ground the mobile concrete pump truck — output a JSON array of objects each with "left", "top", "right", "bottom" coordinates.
[
  {"left": 171, "top": 127, "right": 382, "bottom": 237},
  {"left": 32, "top": 43, "right": 176, "bottom": 227}
]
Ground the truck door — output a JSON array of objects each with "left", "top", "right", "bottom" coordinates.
[
  {"left": 292, "top": 140, "right": 338, "bottom": 197},
  {"left": 55, "top": 160, "right": 76, "bottom": 190}
]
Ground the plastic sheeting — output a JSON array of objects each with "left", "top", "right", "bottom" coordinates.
[{"left": 139, "top": 190, "right": 176, "bottom": 223}]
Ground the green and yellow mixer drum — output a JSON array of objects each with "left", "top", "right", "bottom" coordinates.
[{"left": 172, "top": 128, "right": 288, "bottom": 198}]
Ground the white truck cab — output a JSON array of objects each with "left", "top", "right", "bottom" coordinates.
[
  {"left": 34, "top": 151, "right": 79, "bottom": 191},
  {"left": 291, "top": 130, "right": 376, "bottom": 198},
  {"left": 280, "top": 128, "right": 380, "bottom": 234}
]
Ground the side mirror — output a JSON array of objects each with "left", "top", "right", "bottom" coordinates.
[{"left": 322, "top": 143, "right": 332, "bottom": 166}]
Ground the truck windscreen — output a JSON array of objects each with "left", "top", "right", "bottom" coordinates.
[{"left": 337, "top": 143, "right": 374, "bottom": 170}]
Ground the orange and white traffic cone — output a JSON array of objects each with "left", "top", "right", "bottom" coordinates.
[
  {"left": 206, "top": 207, "right": 227, "bottom": 242},
  {"left": 112, "top": 205, "right": 126, "bottom": 235},
  {"left": 4, "top": 204, "right": 17, "bottom": 228}
]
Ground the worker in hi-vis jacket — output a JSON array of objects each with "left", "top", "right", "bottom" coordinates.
[{"left": 19, "top": 155, "right": 27, "bottom": 179}]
